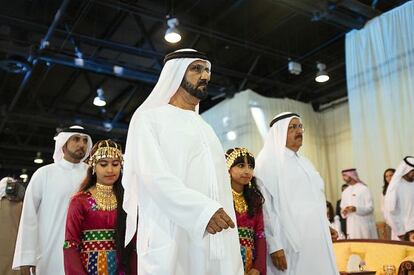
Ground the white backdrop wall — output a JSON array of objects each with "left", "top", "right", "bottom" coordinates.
[{"left": 346, "top": 1, "right": 414, "bottom": 221}]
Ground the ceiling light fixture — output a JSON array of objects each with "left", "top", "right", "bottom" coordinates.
[
  {"left": 315, "top": 62, "right": 329, "bottom": 83},
  {"left": 20, "top": 169, "right": 28, "bottom": 180},
  {"left": 34, "top": 152, "right": 44, "bottom": 164},
  {"left": 226, "top": 131, "right": 237, "bottom": 141},
  {"left": 93, "top": 88, "right": 106, "bottom": 107},
  {"left": 164, "top": 17, "right": 182, "bottom": 44}
]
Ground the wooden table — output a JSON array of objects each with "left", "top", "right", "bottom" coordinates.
[{"left": 339, "top": 272, "right": 376, "bottom": 275}]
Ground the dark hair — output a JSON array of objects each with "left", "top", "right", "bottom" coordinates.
[
  {"left": 326, "top": 201, "right": 334, "bottom": 223},
  {"left": 382, "top": 168, "right": 396, "bottom": 196},
  {"left": 226, "top": 148, "right": 265, "bottom": 218},
  {"left": 79, "top": 140, "right": 134, "bottom": 274}
]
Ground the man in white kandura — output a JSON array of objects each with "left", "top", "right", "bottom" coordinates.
[
  {"left": 13, "top": 126, "right": 92, "bottom": 275},
  {"left": 384, "top": 156, "right": 414, "bottom": 241},
  {"left": 340, "top": 168, "right": 378, "bottom": 239},
  {"left": 122, "top": 49, "right": 243, "bottom": 275},
  {"left": 256, "top": 112, "right": 338, "bottom": 275}
]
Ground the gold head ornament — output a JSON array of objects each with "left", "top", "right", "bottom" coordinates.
[
  {"left": 88, "top": 140, "right": 124, "bottom": 171},
  {"left": 225, "top": 147, "right": 253, "bottom": 169}
]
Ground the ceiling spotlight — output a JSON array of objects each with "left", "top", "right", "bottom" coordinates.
[
  {"left": 288, "top": 60, "right": 302, "bottom": 75},
  {"left": 113, "top": 65, "right": 124, "bottom": 76},
  {"left": 74, "top": 49, "right": 84, "bottom": 66},
  {"left": 315, "top": 62, "right": 329, "bottom": 83},
  {"left": 164, "top": 17, "right": 182, "bottom": 44},
  {"left": 20, "top": 169, "right": 28, "bottom": 179},
  {"left": 103, "top": 121, "right": 113, "bottom": 132},
  {"left": 93, "top": 88, "right": 106, "bottom": 107},
  {"left": 34, "top": 152, "right": 44, "bottom": 164},
  {"left": 226, "top": 131, "right": 237, "bottom": 141},
  {"left": 74, "top": 57, "right": 84, "bottom": 67}
]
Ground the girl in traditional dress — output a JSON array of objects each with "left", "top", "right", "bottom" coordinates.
[
  {"left": 226, "top": 147, "right": 266, "bottom": 275},
  {"left": 63, "top": 140, "right": 136, "bottom": 275}
]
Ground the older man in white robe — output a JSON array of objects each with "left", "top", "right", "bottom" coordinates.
[
  {"left": 256, "top": 112, "right": 338, "bottom": 275},
  {"left": 384, "top": 156, "right": 414, "bottom": 241},
  {"left": 122, "top": 49, "right": 243, "bottom": 275},
  {"left": 13, "top": 126, "right": 92, "bottom": 275}
]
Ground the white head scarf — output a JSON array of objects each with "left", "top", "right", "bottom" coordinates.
[
  {"left": 122, "top": 49, "right": 211, "bottom": 245},
  {"left": 0, "top": 177, "right": 13, "bottom": 199},
  {"left": 53, "top": 125, "right": 93, "bottom": 162},
  {"left": 255, "top": 112, "right": 302, "bottom": 252},
  {"left": 384, "top": 156, "right": 414, "bottom": 221},
  {"left": 341, "top": 168, "right": 365, "bottom": 185},
  {"left": 135, "top": 48, "right": 211, "bottom": 114}
]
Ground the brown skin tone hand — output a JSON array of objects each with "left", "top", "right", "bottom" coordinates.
[
  {"left": 342, "top": 206, "right": 356, "bottom": 216},
  {"left": 270, "top": 249, "right": 287, "bottom": 271},
  {"left": 330, "top": 227, "right": 339, "bottom": 241},
  {"left": 20, "top": 266, "right": 36, "bottom": 275},
  {"left": 206, "top": 208, "right": 235, "bottom": 234}
]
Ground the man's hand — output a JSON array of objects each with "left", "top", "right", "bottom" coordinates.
[
  {"left": 270, "top": 249, "right": 287, "bottom": 271},
  {"left": 20, "top": 266, "right": 36, "bottom": 275},
  {"left": 206, "top": 208, "right": 235, "bottom": 234},
  {"left": 342, "top": 206, "right": 356, "bottom": 216},
  {"left": 408, "top": 231, "right": 414, "bottom": 242},
  {"left": 344, "top": 206, "right": 356, "bottom": 213},
  {"left": 346, "top": 206, "right": 356, "bottom": 213},
  {"left": 246, "top": 268, "right": 260, "bottom": 275},
  {"left": 330, "top": 227, "right": 338, "bottom": 241}
]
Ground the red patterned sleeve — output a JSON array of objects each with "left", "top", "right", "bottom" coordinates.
[
  {"left": 253, "top": 208, "right": 267, "bottom": 275},
  {"left": 63, "top": 194, "right": 87, "bottom": 275}
]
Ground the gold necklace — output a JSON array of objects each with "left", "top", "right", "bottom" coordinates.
[
  {"left": 232, "top": 189, "right": 248, "bottom": 214},
  {"left": 94, "top": 183, "right": 117, "bottom": 211}
]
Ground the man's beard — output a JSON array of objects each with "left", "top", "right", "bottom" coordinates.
[
  {"left": 66, "top": 148, "right": 86, "bottom": 161},
  {"left": 180, "top": 77, "right": 208, "bottom": 100}
]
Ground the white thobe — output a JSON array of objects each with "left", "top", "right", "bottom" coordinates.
[
  {"left": 340, "top": 183, "right": 378, "bottom": 239},
  {"left": 380, "top": 195, "right": 399, "bottom": 240},
  {"left": 386, "top": 179, "right": 414, "bottom": 237},
  {"left": 13, "top": 159, "right": 87, "bottom": 274},
  {"left": 130, "top": 105, "right": 243, "bottom": 275},
  {"left": 261, "top": 149, "right": 338, "bottom": 275}
]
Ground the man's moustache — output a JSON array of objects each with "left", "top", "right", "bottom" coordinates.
[{"left": 198, "top": 80, "right": 208, "bottom": 86}]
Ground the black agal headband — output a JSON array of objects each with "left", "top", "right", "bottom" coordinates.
[
  {"left": 269, "top": 113, "right": 301, "bottom": 128},
  {"left": 404, "top": 156, "right": 414, "bottom": 168},
  {"left": 164, "top": 50, "right": 208, "bottom": 64},
  {"left": 57, "top": 127, "right": 90, "bottom": 135}
]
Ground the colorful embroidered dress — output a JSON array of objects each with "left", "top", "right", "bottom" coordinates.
[
  {"left": 63, "top": 192, "right": 135, "bottom": 275},
  {"left": 233, "top": 191, "right": 267, "bottom": 274}
]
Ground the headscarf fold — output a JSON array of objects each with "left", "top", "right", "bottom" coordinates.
[
  {"left": 53, "top": 125, "right": 93, "bottom": 162},
  {"left": 341, "top": 168, "right": 365, "bottom": 184}
]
